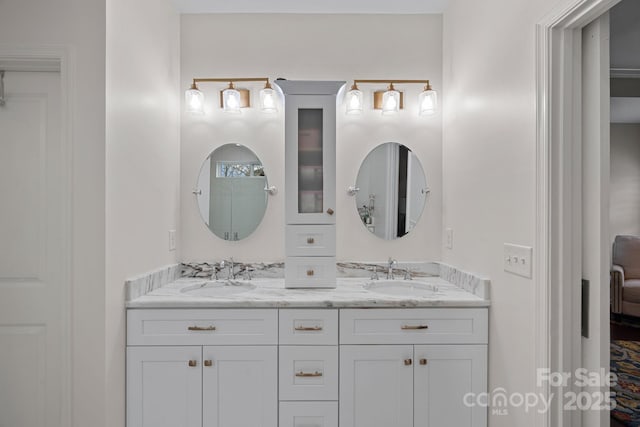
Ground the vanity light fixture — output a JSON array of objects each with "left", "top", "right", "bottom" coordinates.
[
  {"left": 418, "top": 82, "right": 437, "bottom": 116},
  {"left": 381, "top": 83, "right": 400, "bottom": 115},
  {"left": 184, "top": 77, "right": 276, "bottom": 114},
  {"left": 259, "top": 81, "right": 278, "bottom": 113},
  {"left": 185, "top": 82, "right": 205, "bottom": 114},
  {"left": 345, "top": 82, "right": 363, "bottom": 114},
  {"left": 222, "top": 82, "right": 242, "bottom": 113},
  {"left": 347, "top": 79, "right": 437, "bottom": 116}
]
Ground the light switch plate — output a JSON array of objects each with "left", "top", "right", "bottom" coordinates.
[
  {"left": 504, "top": 243, "right": 533, "bottom": 278},
  {"left": 445, "top": 228, "right": 454, "bottom": 249},
  {"left": 168, "top": 230, "right": 177, "bottom": 251}
]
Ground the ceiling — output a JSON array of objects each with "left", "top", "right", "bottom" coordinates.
[{"left": 172, "top": 0, "right": 448, "bottom": 14}]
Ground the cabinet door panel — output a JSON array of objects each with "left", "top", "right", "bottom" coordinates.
[
  {"left": 340, "top": 345, "right": 413, "bottom": 427},
  {"left": 414, "top": 345, "right": 487, "bottom": 427},
  {"left": 284, "top": 95, "right": 336, "bottom": 225},
  {"left": 202, "top": 346, "right": 277, "bottom": 427},
  {"left": 126, "top": 346, "right": 202, "bottom": 427}
]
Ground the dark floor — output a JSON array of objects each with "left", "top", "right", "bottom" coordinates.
[
  {"left": 611, "top": 319, "right": 640, "bottom": 341},
  {"left": 611, "top": 317, "right": 640, "bottom": 427}
]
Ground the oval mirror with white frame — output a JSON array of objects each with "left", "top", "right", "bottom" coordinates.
[
  {"left": 195, "top": 144, "right": 268, "bottom": 241},
  {"left": 354, "top": 142, "right": 428, "bottom": 240}
]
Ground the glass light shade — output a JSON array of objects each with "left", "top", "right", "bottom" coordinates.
[
  {"left": 418, "top": 89, "right": 437, "bottom": 116},
  {"left": 222, "top": 88, "right": 241, "bottom": 113},
  {"left": 259, "top": 87, "right": 278, "bottom": 113},
  {"left": 381, "top": 89, "right": 400, "bottom": 115},
  {"left": 345, "top": 89, "right": 363, "bottom": 114},
  {"left": 185, "top": 87, "right": 205, "bottom": 114}
]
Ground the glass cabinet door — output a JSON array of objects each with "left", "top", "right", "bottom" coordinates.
[
  {"left": 298, "top": 108, "right": 323, "bottom": 214},
  {"left": 285, "top": 95, "right": 336, "bottom": 225}
]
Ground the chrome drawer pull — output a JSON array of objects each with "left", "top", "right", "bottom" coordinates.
[
  {"left": 188, "top": 325, "right": 216, "bottom": 331},
  {"left": 401, "top": 325, "right": 429, "bottom": 330},
  {"left": 294, "top": 326, "right": 323, "bottom": 331},
  {"left": 307, "top": 237, "right": 315, "bottom": 244},
  {"left": 295, "top": 371, "right": 323, "bottom": 377},
  {"left": 306, "top": 270, "right": 315, "bottom": 276}
]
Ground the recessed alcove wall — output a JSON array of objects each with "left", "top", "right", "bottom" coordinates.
[{"left": 181, "top": 13, "right": 443, "bottom": 262}]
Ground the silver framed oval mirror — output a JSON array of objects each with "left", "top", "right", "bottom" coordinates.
[
  {"left": 354, "top": 142, "right": 428, "bottom": 240},
  {"left": 194, "top": 144, "right": 268, "bottom": 241}
]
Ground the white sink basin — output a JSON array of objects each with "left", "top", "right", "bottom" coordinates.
[
  {"left": 180, "top": 280, "right": 256, "bottom": 297},
  {"left": 363, "top": 280, "right": 439, "bottom": 296}
]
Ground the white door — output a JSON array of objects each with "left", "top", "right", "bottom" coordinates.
[
  {"left": 0, "top": 69, "right": 69, "bottom": 427},
  {"left": 414, "top": 345, "right": 487, "bottom": 427},
  {"left": 202, "top": 345, "right": 278, "bottom": 427},
  {"left": 581, "top": 13, "right": 611, "bottom": 427},
  {"left": 340, "top": 345, "right": 413, "bottom": 427},
  {"left": 126, "top": 346, "right": 203, "bottom": 427}
]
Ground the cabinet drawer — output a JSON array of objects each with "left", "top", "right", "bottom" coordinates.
[
  {"left": 286, "top": 225, "right": 336, "bottom": 256},
  {"left": 279, "top": 309, "right": 338, "bottom": 345},
  {"left": 127, "top": 309, "right": 278, "bottom": 346},
  {"left": 279, "top": 346, "right": 338, "bottom": 401},
  {"left": 285, "top": 257, "right": 336, "bottom": 289},
  {"left": 340, "top": 308, "right": 488, "bottom": 345},
  {"left": 279, "top": 402, "right": 338, "bottom": 427}
]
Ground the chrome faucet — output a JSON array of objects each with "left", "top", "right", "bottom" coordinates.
[
  {"left": 219, "top": 258, "right": 236, "bottom": 280},
  {"left": 371, "top": 265, "right": 379, "bottom": 280},
  {"left": 227, "top": 258, "right": 236, "bottom": 280},
  {"left": 387, "top": 258, "right": 397, "bottom": 280}
]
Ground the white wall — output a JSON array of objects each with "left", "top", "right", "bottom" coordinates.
[
  {"left": 0, "top": 1, "right": 106, "bottom": 426},
  {"left": 610, "top": 124, "right": 640, "bottom": 242},
  {"left": 180, "top": 14, "right": 443, "bottom": 263},
  {"left": 442, "top": 0, "right": 578, "bottom": 425},
  {"left": 105, "top": 0, "right": 180, "bottom": 426}
]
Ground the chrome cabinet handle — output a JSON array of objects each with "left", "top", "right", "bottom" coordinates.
[
  {"left": 294, "top": 326, "right": 323, "bottom": 331},
  {"left": 401, "top": 325, "right": 429, "bottom": 330},
  {"left": 188, "top": 325, "right": 216, "bottom": 331},
  {"left": 188, "top": 360, "right": 197, "bottom": 367},
  {"left": 295, "top": 371, "right": 323, "bottom": 377}
]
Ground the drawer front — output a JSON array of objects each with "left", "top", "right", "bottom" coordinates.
[
  {"left": 279, "top": 346, "right": 338, "bottom": 401},
  {"left": 279, "top": 309, "right": 338, "bottom": 345},
  {"left": 340, "top": 308, "right": 488, "bottom": 345},
  {"left": 127, "top": 309, "right": 278, "bottom": 346},
  {"left": 285, "top": 257, "right": 336, "bottom": 289},
  {"left": 279, "top": 402, "right": 338, "bottom": 427},
  {"left": 286, "top": 225, "right": 336, "bottom": 257}
]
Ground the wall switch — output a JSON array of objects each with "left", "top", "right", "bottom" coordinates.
[
  {"left": 168, "top": 230, "right": 177, "bottom": 251},
  {"left": 504, "top": 243, "right": 533, "bottom": 278},
  {"left": 445, "top": 228, "right": 454, "bottom": 249}
]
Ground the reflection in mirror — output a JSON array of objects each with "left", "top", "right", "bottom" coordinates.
[
  {"left": 195, "top": 144, "right": 268, "bottom": 241},
  {"left": 355, "top": 142, "right": 428, "bottom": 240}
]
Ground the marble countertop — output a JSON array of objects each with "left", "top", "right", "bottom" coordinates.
[{"left": 126, "top": 276, "right": 490, "bottom": 309}]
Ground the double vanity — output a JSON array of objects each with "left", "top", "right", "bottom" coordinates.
[
  {"left": 125, "top": 263, "right": 489, "bottom": 427},
  {"left": 126, "top": 80, "right": 488, "bottom": 427}
]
